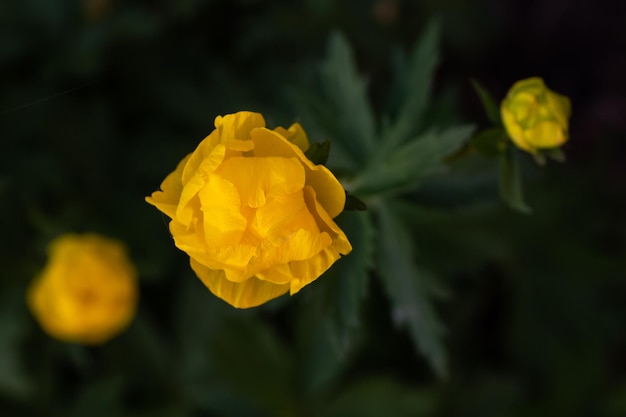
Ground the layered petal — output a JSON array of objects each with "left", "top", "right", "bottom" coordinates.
[
  {"left": 146, "top": 111, "right": 352, "bottom": 308},
  {"left": 191, "top": 258, "right": 290, "bottom": 308},
  {"left": 250, "top": 128, "right": 346, "bottom": 218},
  {"left": 145, "top": 154, "right": 190, "bottom": 219}
]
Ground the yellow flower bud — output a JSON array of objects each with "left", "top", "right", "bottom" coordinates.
[
  {"left": 146, "top": 111, "right": 352, "bottom": 308},
  {"left": 27, "top": 234, "right": 138, "bottom": 345},
  {"left": 500, "top": 77, "right": 571, "bottom": 153}
]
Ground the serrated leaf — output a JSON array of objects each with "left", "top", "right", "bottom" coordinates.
[
  {"left": 376, "top": 201, "right": 448, "bottom": 378},
  {"left": 499, "top": 146, "right": 532, "bottom": 213},
  {"left": 471, "top": 127, "right": 507, "bottom": 157},
  {"left": 312, "top": 211, "right": 375, "bottom": 351},
  {"left": 470, "top": 78, "right": 502, "bottom": 124},
  {"left": 321, "top": 377, "right": 435, "bottom": 417},
  {"left": 319, "top": 32, "right": 376, "bottom": 165},
  {"left": 305, "top": 140, "right": 331, "bottom": 165},
  {"left": 356, "top": 125, "right": 475, "bottom": 195},
  {"left": 379, "top": 18, "right": 440, "bottom": 158},
  {"left": 295, "top": 211, "right": 375, "bottom": 402}
]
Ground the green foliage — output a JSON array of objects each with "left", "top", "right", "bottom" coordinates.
[
  {"left": 305, "top": 140, "right": 331, "bottom": 165},
  {"left": 1, "top": 2, "right": 624, "bottom": 417},
  {"left": 356, "top": 125, "right": 475, "bottom": 195},
  {"left": 379, "top": 18, "right": 441, "bottom": 158},
  {"left": 318, "top": 32, "right": 377, "bottom": 166},
  {"left": 376, "top": 202, "right": 448, "bottom": 378},
  {"left": 470, "top": 78, "right": 502, "bottom": 125},
  {"left": 499, "top": 145, "right": 532, "bottom": 213}
]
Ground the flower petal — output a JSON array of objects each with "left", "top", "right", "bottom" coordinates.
[
  {"left": 216, "top": 156, "right": 305, "bottom": 208},
  {"left": 145, "top": 154, "right": 190, "bottom": 219},
  {"left": 198, "top": 174, "right": 247, "bottom": 247},
  {"left": 250, "top": 128, "right": 346, "bottom": 218},
  {"left": 274, "top": 122, "right": 310, "bottom": 152},
  {"left": 289, "top": 186, "right": 352, "bottom": 294},
  {"left": 190, "top": 258, "right": 289, "bottom": 308}
]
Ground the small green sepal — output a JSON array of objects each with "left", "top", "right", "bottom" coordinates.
[{"left": 305, "top": 140, "right": 331, "bottom": 166}]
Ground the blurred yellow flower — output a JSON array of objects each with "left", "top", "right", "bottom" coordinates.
[
  {"left": 146, "top": 111, "right": 352, "bottom": 308},
  {"left": 27, "top": 234, "right": 138, "bottom": 345},
  {"left": 501, "top": 77, "right": 571, "bottom": 153}
]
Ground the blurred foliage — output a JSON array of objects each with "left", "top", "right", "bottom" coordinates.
[{"left": 2, "top": 0, "right": 626, "bottom": 416}]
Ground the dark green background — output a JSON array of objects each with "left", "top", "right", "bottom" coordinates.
[{"left": 1, "top": 0, "right": 625, "bottom": 416}]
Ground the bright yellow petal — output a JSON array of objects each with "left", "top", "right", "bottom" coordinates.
[
  {"left": 302, "top": 186, "right": 352, "bottom": 255},
  {"left": 190, "top": 259, "right": 289, "bottom": 308},
  {"left": 215, "top": 111, "right": 264, "bottom": 151},
  {"left": 182, "top": 130, "right": 222, "bottom": 185},
  {"left": 289, "top": 246, "right": 338, "bottom": 295},
  {"left": 250, "top": 128, "right": 346, "bottom": 218},
  {"left": 288, "top": 186, "right": 352, "bottom": 294},
  {"left": 145, "top": 155, "right": 190, "bottom": 219},
  {"left": 251, "top": 189, "right": 318, "bottom": 240},
  {"left": 273, "top": 122, "right": 310, "bottom": 152},
  {"left": 198, "top": 174, "right": 247, "bottom": 247},
  {"left": 170, "top": 221, "right": 256, "bottom": 271},
  {"left": 216, "top": 156, "right": 305, "bottom": 208}
]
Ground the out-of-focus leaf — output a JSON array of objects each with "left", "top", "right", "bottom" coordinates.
[
  {"left": 379, "top": 18, "right": 440, "bottom": 158},
  {"left": 356, "top": 125, "right": 475, "bottom": 195},
  {"left": 209, "top": 314, "right": 296, "bottom": 416},
  {"left": 471, "top": 78, "right": 502, "bottom": 124},
  {"left": 376, "top": 201, "right": 447, "bottom": 378},
  {"left": 321, "top": 377, "right": 435, "bottom": 417},
  {"left": 305, "top": 140, "right": 331, "bottom": 165},
  {"left": 471, "top": 127, "right": 506, "bottom": 158},
  {"left": 544, "top": 147, "right": 566, "bottom": 162},
  {"left": 319, "top": 32, "right": 376, "bottom": 165},
  {"left": 499, "top": 146, "right": 532, "bottom": 213},
  {"left": 318, "top": 211, "right": 374, "bottom": 345}
]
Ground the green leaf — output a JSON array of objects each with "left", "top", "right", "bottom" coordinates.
[
  {"left": 321, "top": 377, "right": 436, "bottom": 417},
  {"left": 471, "top": 127, "right": 507, "bottom": 157},
  {"left": 356, "top": 125, "right": 475, "bottom": 195},
  {"left": 304, "top": 210, "right": 375, "bottom": 357},
  {"left": 319, "top": 32, "right": 376, "bottom": 165},
  {"left": 544, "top": 147, "right": 566, "bottom": 163},
  {"left": 470, "top": 78, "right": 502, "bottom": 124},
  {"left": 344, "top": 192, "right": 368, "bottom": 211},
  {"left": 319, "top": 211, "right": 374, "bottom": 334},
  {"left": 376, "top": 201, "right": 448, "bottom": 378},
  {"left": 293, "top": 212, "right": 375, "bottom": 402},
  {"left": 379, "top": 18, "right": 440, "bottom": 158},
  {"left": 305, "top": 140, "right": 331, "bottom": 165},
  {"left": 499, "top": 146, "right": 532, "bottom": 213}
]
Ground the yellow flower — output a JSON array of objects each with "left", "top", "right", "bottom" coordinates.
[
  {"left": 146, "top": 111, "right": 352, "bottom": 308},
  {"left": 27, "top": 234, "right": 138, "bottom": 345},
  {"left": 501, "top": 77, "right": 571, "bottom": 153}
]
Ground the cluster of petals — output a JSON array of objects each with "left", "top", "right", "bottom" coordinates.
[
  {"left": 27, "top": 234, "right": 138, "bottom": 345},
  {"left": 146, "top": 112, "right": 352, "bottom": 308},
  {"left": 501, "top": 77, "right": 571, "bottom": 153}
]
